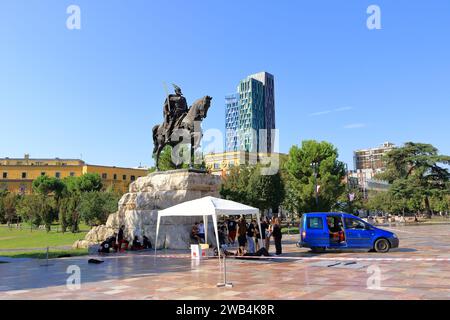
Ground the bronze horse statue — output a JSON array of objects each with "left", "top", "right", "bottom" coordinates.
[{"left": 152, "top": 95, "right": 212, "bottom": 170}]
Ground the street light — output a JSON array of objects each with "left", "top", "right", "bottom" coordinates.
[{"left": 311, "top": 161, "right": 319, "bottom": 210}]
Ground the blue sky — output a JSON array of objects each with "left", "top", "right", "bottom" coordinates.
[{"left": 1, "top": 0, "right": 449, "bottom": 169}]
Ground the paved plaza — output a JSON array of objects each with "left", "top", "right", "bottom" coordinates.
[{"left": 0, "top": 224, "right": 449, "bottom": 300}]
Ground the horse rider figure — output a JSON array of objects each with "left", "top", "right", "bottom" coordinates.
[{"left": 163, "top": 84, "right": 189, "bottom": 142}]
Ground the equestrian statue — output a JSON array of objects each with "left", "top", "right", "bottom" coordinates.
[{"left": 152, "top": 84, "right": 212, "bottom": 170}]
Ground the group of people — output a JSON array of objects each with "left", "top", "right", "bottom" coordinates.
[
  {"left": 98, "top": 225, "right": 152, "bottom": 254},
  {"left": 218, "top": 216, "right": 283, "bottom": 256}
]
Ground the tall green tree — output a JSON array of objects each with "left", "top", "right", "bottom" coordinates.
[
  {"left": 220, "top": 166, "right": 253, "bottom": 204},
  {"left": 0, "top": 189, "right": 8, "bottom": 224},
  {"left": 16, "top": 195, "right": 40, "bottom": 231},
  {"left": 79, "top": 190, "right": 120, "bottom": 226},
  {"left": 283, "top": 140, "right": 346, "bottom": 215},
  {"left": 2, "top": 193, "right": 18, "bottom": 226},
  {"left": 377, "top": 142, "right": 450, "bottom": 217},
  {"left": 32, "top": 175, "right": 65, "bottom": 232},
  {"left": 220, "top": 165, "right": 284, "bottom": 215},
  {"left": 247, "top": 165, "right": 285, "bottom": 214}
]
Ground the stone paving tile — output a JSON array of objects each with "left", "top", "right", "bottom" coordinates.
[{"left": 0, "top": 224, "right": 449, "bottom": 300}]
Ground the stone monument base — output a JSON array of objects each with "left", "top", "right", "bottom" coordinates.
[{"left": 73, "top": 169, "right": 221, "bottom": 250}]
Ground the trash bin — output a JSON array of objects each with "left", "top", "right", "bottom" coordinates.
[{"left": 191, "top": 244, "right": 209, "bottom": 260}]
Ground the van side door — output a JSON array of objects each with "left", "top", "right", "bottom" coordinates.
[
  {"left": 344, "top": 217, "right": 373, "bottom": 248},
  {"left": 304, "top": 215, "right": 329, "bottom": 248}
]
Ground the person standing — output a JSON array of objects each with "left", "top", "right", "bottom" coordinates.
[
  {"left": 265, "top": 218, "right": 272, "bottom": 251},
  {"left": 257, "top": 218, "right": 268, "bottom": 251},
  {"left": 272, "top": 218, "right": 283, "bottom": 256},
  {"left": 237, "top": 216, "right": 248, "bottom": 253},
  {"left": 227, "top": 216, "right": 237, "bottom": 245},
  {"left": 246, "top": 220, "right": 256, "bottom": 253}
]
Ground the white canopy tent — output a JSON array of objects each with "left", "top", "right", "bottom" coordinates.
[{"left": 155, "top": 196, "right": 261, "bottom": 256}]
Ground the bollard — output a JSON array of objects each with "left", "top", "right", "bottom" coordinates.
[
  {"left": 216, "top": 253, "right": 233, "bottom": 288},
  {"left": 40, "top": 246, "right": 52, "bottom": 267}
]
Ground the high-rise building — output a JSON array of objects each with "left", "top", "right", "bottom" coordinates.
[
  {"left": 225, "top": 94, "right": 240, "bottom": 152},
  {"left": 353, "top": 142, "right": 396, "bottom": 172},
  {"left": 225, "top": 72, "right": 276, "bottom": 153},
  {"left": 350, "top": 142, "right": 396, "bottom": 197}
]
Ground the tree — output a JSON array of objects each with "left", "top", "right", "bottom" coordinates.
[
  {"left": 154, "top": 145, "right": 205, "bottom": 171},
  {"left": 2, "top": 193, "right": 18, "bottom": 226},
  {"left": 220, "top": 166, "right": 253, "bottom": 204},
  {"left": 32, "top": 175, "right": 65, "bottom": 232},
  {"left": 377, "top": 142, "right": 450, "bottom": 217},
  {"left": 16, "top": 195, "right": 42, "bottom": 228},
  {"left": 220, "top": 165, "right": 285, "bottom": 215},
  {"left": 0, "top": 189, "right": 8, "bottom": 224},
  {"left": 283, "top": 140, "right": 346, "bottom": 215},
  {"left": 79, "top": 190, "right": 120, "bottom": 226},
  {"left": 247, "top": 165, "right": 284, "bottom": 214},
  {"left": 336, "top": 186, "right": 365, "bottom": 215},
  {"left": 77, "top": 173, "right": 103, "bottom": 192},
  {"left": 59, "top": 173, "right": 103, "bottom": 233}
]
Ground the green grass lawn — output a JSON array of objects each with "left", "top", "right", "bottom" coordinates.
[
  {"left": 281, "top": 227, "right": 300, "bottom": 235},
  {"left": 0, "top": 248, "right": 89, "bottom": 259},
  {"left": 0, "top": 225, "right": 88, "bottom": 250},
  {"left": 0, "top": 223, "right": 90, "bottom": 259}
]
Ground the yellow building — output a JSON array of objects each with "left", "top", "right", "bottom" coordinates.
[
  {"left": 0, "top": 154, "right": 148, "bottom": 194},
  {"left": 204, "top": 151, "right": 287, "bottom": 176}
]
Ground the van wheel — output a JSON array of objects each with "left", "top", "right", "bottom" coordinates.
[
  {"left": 311, "top": 247, "right": 325, "bottom": 253},
  {"left": 374, "top": 239, "right": 390, "bottom": 253}
]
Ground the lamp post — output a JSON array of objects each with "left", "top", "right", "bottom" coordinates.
[{"left": 311, "top": 161, "right": 319, "bottom": 210}]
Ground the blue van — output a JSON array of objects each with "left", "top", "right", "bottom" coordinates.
[{"left": 298, "top": 213, "right": 399, "bottom": 253}]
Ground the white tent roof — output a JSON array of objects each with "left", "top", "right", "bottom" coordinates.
[
  {"left": 155, "top": 196, "right": 261, "bottom": 257},
  {"left": 158, "top": 196, "right": 259, "bottom": 217}
]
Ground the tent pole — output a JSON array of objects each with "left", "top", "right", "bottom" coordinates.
[
  {"left": 155, "top": 214, "right": 161, "bottom": 257},
  {"left": 204, "top": 215, "right": 208, "bottom": 246},
  {"left": 212, "top": 214, "right": 220, "bottom": 257},
  {"left": 257, "top": 211, "right": 262, "bottom": 251}
]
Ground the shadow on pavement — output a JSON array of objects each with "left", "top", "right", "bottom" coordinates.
[{"left": 0, "top": 250, "right": 207, "bottom": 293}]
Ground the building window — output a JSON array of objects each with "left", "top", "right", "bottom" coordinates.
[
  {"left": 214, "top": 163, "right": 220, "bottom": 169},
  {"left": 130, "top": 175, "right": 136, "bottom": 181},
  {"left": 2, "top": 172, "right": 7, "bottom": 179},
  {"left": 55, "top": 172, "right": 61, "bottom": 178},
  {"left": 70, "top": 172, "right": 75, "bottom": 177},
  {"left": 122, "top": 175, "right": 127, "bottom": 181},
  {"left": 22, "top": 172, "right": 27, "bottom": 179},
  {"left": 113, "top": 174, "right": 117, "bottom": 180},
  {"left": 102, "top": 173, "right": 107, "bottom": 179}
]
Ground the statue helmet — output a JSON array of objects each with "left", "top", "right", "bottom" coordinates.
[{"left": 172, "top": 84, "right": 182, "bottom": 95}]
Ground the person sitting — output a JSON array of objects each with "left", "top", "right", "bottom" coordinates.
[
  {"left": 191, "top": 222, "right": 202, "bottom": 244},
  {"left": 99, "top": 235, "right": 116, "bottom": 254},
  {"left": 131, "top": 236, "right": 143, "bottom": 251},
  {"left": 198, "top": 221, "right": 205, "bottom": 241},
  {"left": 142, "top": 235, "right": 152, "bottom": 249},
  {"left": 116, "top": 225, "right": 129, "bottom": 252}
]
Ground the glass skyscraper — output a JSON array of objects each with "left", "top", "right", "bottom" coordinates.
[{"left": 225, "top": 72, "right": 276, "bottom": 153}]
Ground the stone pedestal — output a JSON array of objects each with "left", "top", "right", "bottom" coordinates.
[{"left": 73, "top": 169, "right": 221, "bottom": 250}]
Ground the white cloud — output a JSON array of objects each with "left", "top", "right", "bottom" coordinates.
[
  {"left": 343, "top": 123, "right": 366, "bottom": 129},
  {"left": 309, "top": 110, "right": 332, "bottom": 116},
  {"left": 309, "top": 107, "right": 352, "bottom": 117}
]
